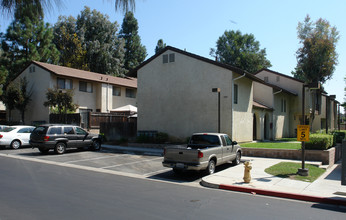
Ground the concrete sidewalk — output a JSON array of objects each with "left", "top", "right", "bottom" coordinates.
[{"left": 201, "top": 156, "right": 346, "bottom": 206}]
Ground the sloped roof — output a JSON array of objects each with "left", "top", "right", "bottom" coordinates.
[
  {"left": 254, "top": 68, "right": 304, "bottom": 83},
  {"left": 32, "top": 61, "right": 137, "bottom": 88},
  {"left": 253, "top": 100, "right": 274, "bottom": 110}
]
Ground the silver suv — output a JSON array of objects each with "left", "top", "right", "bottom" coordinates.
[{"left": 30, "top": 124, "right": 101, "bottom": 154}]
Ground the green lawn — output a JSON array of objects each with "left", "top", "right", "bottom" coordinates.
[
  {"left": 265, "top": 162, "right": 326, "bottom": 182},
  {"left": 240, "top": 142, "right": 301, "bottom": 149}
]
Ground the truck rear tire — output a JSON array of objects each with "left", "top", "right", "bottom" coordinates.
[{"left": 206, "top": 160, "right": 216, "bottom": 175}]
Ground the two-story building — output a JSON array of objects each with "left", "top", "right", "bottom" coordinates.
[
  {"left": 133, "top": 46, "right": 340, "bottom": 142},
  {"left": 10, "top": 61, "right": 137, "bottom": 124}
]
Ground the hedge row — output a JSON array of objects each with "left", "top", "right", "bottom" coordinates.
[
  {"left": 331, "top": 130, "right": 346, "bottom": 143},
  {"left": 305, "top": 134, "right": 333, "bottom": 150}
]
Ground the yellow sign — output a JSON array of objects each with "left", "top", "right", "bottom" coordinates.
[{"left": 297, "top": 125, "right": 310, "bottom": 142}]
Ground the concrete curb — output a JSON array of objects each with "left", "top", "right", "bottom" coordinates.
[{"left": 201, "top": 179, "right": 346, "bottom": 206}]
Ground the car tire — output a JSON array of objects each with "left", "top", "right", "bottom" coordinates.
[
  {"left": 39, "top": 148, "right": 50, "bottom": 154},
  {"left": 10, "top": 140, "right": 21, "bottom": 149},
  {"left": 232, "top": 151, "right": 241, "bottom": 165},
  {"left": 206, "top": 160, "right": 216, "bottom": 175},
  {"left": 91, "top": 140, "right": 101, "bottom": 151},
  {"left": 55, "top": 142, "right": 66, "bottom": 154}
]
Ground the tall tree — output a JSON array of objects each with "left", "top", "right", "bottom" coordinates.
[
  {"left": 76, "top": 7, "right": 125, "bottom": 76},
  {"left": 292, "top": 15, "right": 339, "bottom": 84},
  {"left": 114, "top": 0, "right": 135, "bottom": 13},
  {"left": 155, "top": 39, "right": 166, "bottom": 54},
  {"left": 210, "top": 30, "right": 271, "bottom": 73},
  {"left": 53, "top": 16, "right": 88, "bottom": 70},
  {"left": 119, "top": 11, "right": 147, "bottom": 72},
  {"left": 292, "top": 15, "right": 339, "bottom": 127},
  {"left": 0, "top": 34, "right": 8, "bottom": 96},
  {"left": 1, "top": 2, "right": 59, "bottom": 83},
  {"left": 2, "top": 81, "right": 19, "bottom": 121},
  {"left": 15, "top": 77, "right": 33, "bottom": 124}
]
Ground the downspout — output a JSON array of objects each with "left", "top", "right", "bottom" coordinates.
[{"left": 231, "top": 72, "right": 246, "bottom": 140}]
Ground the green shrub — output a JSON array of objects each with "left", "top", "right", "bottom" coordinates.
[
  {"left": 332, "top": 130, "right": 346, "bottom": 143},
  {"left": 305, "top": 134, "right": 333, "bottom": 150}
]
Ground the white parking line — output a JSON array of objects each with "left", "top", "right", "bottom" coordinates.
[
  {"left": 101, "top": 157, "right": 162, "bottom": 169},
  {"left": 63, "top": 154, "right": 123, "bottom": 164},
  {"left": 143, "top": 168, "right": 171, "bottom": 177}
]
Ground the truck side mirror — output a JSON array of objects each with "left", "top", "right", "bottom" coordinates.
[{"left": 232, "top": 141, "right": 238, "bottom": 145}]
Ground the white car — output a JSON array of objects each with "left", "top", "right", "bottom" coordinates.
[{"left": 0, "top": 125, "right": 35, "bottom": 149}]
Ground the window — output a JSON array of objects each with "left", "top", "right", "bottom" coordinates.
[
  {"left": 113, "top": 86, "right": 121, "bottom": 96},
  {"left": 63, "top": 127, "right": 74, "bottom": 134},
  {"left": 29, "top": 66, "right": 35, "bottom": 73},
  {"left": 163, "top": 54, "right": 168, "bottom": 63},
  {"left": 18, "top": 128, "right": 33, "bottom": 133},
  {"left": 79, "top": 81, "right": 93, "bottom": 93},
  {"left": 224, "top": 135, "right": 233, "bottom": 146},
  {"left": 281, "top": 99, "right": 286, "bottom": 113},
  {"left": 126, "top": 88, "right": 136, "bottom": 98},
  {"left": 234, "top": 84, "right": 238, "bottom": 104},
  {"left": 276, "top": 76, "right": 280, "bottom": 82},
  {"left": 48, "top": 127, "right": 62, "bottom": 135},
  {"left": 75, "top": 127, "right": 87, "bottom": 135},
  {"left": 163, "top": 53, "right": 175, "bottom": 63},
  {"left": 57, "top": 78, "right": 73, "bottom": 89},
  {"left": 169, "top": 53, "right": 175, "bottom": 62},
  {"left": 264, "top": 76, "right": 269, "bottom": 82}
]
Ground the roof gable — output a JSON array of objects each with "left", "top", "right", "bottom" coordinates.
[
  {"left": 31, "top": 61, "right": 137, "bottom": 88},
  {"left": 255, "top": 68, "right": 304, "bottom": 83}
]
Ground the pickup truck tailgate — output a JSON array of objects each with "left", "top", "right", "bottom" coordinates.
[{"left": 164, "top": 146, "right": 200, "bottom": 163}]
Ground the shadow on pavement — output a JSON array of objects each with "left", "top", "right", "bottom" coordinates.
[
  {"left": 147, "top": 162, "right": 235, "bottom": 183},
  {"left": 311, "top": 202, "right": 346, "bottom": 213}
]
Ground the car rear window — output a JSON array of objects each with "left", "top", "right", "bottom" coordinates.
[
  {"left": 1, "top": 127, "right": 15, "bottom": 132},
  {"left": 33, "top": 126, "right": 48, "bottom": 135},
  {"left": 189, "top": 135, "right": 220, "bottom": 145},
  {"left": 48, "top": 127, "right": 62, "bottom": 135}
]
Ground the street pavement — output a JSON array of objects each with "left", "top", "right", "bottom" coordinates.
[{"left": 102, "top": 144, "right": 346, "bottom": 206}]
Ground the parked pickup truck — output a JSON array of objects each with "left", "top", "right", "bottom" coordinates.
[{"left": 162, "top": 133, "right": 241, "bottom": 175}]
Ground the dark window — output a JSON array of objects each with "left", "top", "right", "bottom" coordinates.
[
  {"left": 75, "top": 127, "right": 87, "bottom": 135},
  {"left": 57, "top": 78, "right": 73, "bottom": 89},
  {"left": 48, "top": 127, "right": 62, "bottom": 135},
  {"left": 33, "top": 126, "right": 47, "bottom": 135},
  {"left": 113, "top": 86, "right": 121, "bottom": 96},
  {"left": 224, "top": 135, "right": 232, "bottom": 145},
  {"left": 64, "top": 127, "right": 74, "bottom": 134},
  {"left": 163, "top": 54, "right": 168, "bottom": 63},
  {"left": 126, "top": 88, "right": 136, "bottom": 98},
  {"left": 79, "top": 81, "right": 93, "bottom": 93},
  {"left": 281, "top": 99, "right": 287, "bottom": 113},
  {"left": 234, "top": 84, "right": 238, "bottom": 104},
  {"left": 169, "top": 53, "right": 175, "bottom": 62},
  {"left": 189, "top": 135, "right": 220, "bottom": 145},
  {"left": 18, "top": 128, "right": 32, "bottom": 133}
]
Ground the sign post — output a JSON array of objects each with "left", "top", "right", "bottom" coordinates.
[{"left": 297, "top": 125, "right": 310, "bottom": 176}]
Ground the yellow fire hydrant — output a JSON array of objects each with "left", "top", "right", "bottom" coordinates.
[{"left": 243, "top": 161, "right": 252, "bottom": 183}]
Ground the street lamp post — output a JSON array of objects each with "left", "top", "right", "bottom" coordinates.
[
  {"left": 297, "top": 82, "right": 320, "bottom": 176},
  {"left": 212, "top": 88, "right": 221, "bottom": 133}
]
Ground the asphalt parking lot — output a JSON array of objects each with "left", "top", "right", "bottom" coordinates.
[{"left": 0, "top": 145, "right": 220, "bottom": 187}]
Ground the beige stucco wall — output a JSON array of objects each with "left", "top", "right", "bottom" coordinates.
[
  {"left": 232, "top": 77, "right": 254, "bottom": 142},
  {"left": 0, "top": 101, "right": 5, "bottom": 111},
  {"left": 273, "top": 92, "right": 291, "bottom": 138},
  {"left": 111, "top": 87, "right": 137, "bottom": 109},
  {"left": 11, "top": 64, "right": 52, "bottom": 124},
  {"left": 138, "top": 49, "right": 254, "bottom": 142},
  {"left": 253, "top": 82, "right": 273, "bottom": 108}
]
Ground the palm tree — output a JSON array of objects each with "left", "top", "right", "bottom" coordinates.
[{"left": 1, "top": 0, "right": 135, "bottom": 15}]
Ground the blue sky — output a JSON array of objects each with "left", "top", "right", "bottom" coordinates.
[{"left": 1, "top": 0, "right": 345, "bottom": 110}]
